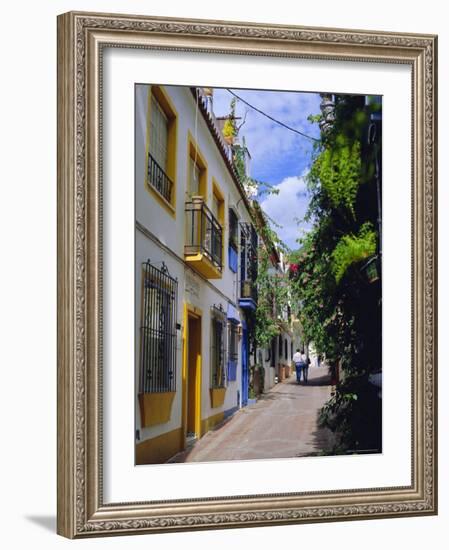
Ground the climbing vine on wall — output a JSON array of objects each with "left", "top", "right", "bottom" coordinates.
[{"left": 254, "top": 222, "right": 290, "bottom": 349}]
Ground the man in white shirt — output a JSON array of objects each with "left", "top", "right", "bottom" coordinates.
[{"left": 293, "top": 349, "right": 306, "bottom": 384}]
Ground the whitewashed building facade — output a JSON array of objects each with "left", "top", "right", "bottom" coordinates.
[{"left": 135, "top": 85, "right": 260, "bottom": 464}]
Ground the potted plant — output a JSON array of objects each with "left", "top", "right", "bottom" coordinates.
[
  {"left": 278, "top": 363, "right": 286, "bottom": 382},
  {"left": 222, "top": 117, "right": 236, "bottom": 145},
  {"left": 242, "top": 280, "right": 253, "bottom": 298},
  {"left": 247, "top": 365, "right": 257, "bottom": 405}
]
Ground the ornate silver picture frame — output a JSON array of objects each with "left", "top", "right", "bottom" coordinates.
[{"left": 57, "top": 11, "right": 437, "bottom": 538}]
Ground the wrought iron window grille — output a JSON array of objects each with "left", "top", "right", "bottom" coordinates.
[
  {"left": 211, "top": 305, "right": 226, "bottom": 389},
  {"left": 228, "top": 322, "right": 239, "bottom": 363},
  {"left": 139, "top": 260, "right": 178, "bottom": 394},
  {"left": 239, "top": 222, "right": 258, "bottom": 302}
]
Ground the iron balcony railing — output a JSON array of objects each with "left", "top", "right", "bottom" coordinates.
[
  {"left": 147, "top": 153, "right": 174, "bottom": 204},
  {"left": 185, "top": 198, "right": 223, "bottom": 271}
]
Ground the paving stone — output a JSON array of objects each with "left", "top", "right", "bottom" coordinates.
[{"left": 169, "top": 366, "right": 335, "bottom": 463}]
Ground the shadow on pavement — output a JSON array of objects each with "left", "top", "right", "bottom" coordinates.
[
  {"left": 299, "top": 412, "right": 336, "bottom": 457},
  {"left": 258, "top": 392, "right": 299, "bottom": 401},
  {"left": 284, "top": 372, "right": 331, "bottom": 387}
]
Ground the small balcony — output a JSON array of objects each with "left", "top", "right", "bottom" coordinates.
[
  {"left": 148, "top": 153, "right": 174, "bottom": 205},
  {"left": 239, "top": 279, "right": 257, "bottom": 310},
  {"left": 185, "top": 197, "right": 223, "bottom": 279}
]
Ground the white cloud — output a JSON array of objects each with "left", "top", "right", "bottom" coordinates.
[
  {"left": 211, "top": 89, "right": 321, "bottom": 179},
  {"left": 209, "top": 87, "right": 318, "bottom": 248},
  {"left": 260, "top": 175, "right": 311, "bottom": 250}
]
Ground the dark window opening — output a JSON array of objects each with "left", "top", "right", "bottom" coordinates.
[{"left": 211, "top": 306, "right": 226, "bottom": 388}]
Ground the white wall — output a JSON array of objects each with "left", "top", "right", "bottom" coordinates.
[
  {"left": 136, "top": 84, "right": 254, "bottom": 290},
  {"left": 0, "top": 1, "right": 446, "bottom": 549},
  {"left": 135, "top": 84, "right": 251, "bottom": 437},
  {"left": 134, "top": 230, "right": 185, "bottom": 440}
]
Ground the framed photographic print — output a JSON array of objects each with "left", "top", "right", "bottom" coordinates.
[{"left": 57, "top": 11, "right": 438, "bottom": 538}]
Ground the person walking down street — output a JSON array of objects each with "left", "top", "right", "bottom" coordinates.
[
  {"left": 293, "top": 349, "right": 306, "bottom": 384},
  {"left": 303, "top": 355, "right": 311, "bottom": 384}
]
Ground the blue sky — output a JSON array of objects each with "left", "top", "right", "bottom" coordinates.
[{"left": 211, "top": 88, "right": 321, "bottom": 250}]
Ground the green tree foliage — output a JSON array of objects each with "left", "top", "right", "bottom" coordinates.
[
  {"left": 290, "top": 95, "right": 382, "bottom": 454},
  {"left": 255, "top": 224, "right": 290, "bottom": 348},
  {"left": 309, "top": 139, "right": 362, "bottom": 217}
]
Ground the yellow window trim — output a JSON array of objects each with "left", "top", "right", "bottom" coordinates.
[
  {"left": 145, "top": 85, "right": 178, "bottom": 218},
  {"left": 211, "top": 177, "right": 225, "bottom": 224},
  {"left": 186, "top": 130, "right": 208, "bottom": 200},
  {"left": 212, "top": 177, "right": 226, "bottom": 270}
]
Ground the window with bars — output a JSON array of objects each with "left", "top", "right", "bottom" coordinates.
[
  {"left": 228, "top": 322, "right": 239, "bottom": 362},
  {"left": 240, "top": 222, "right": 258, "bottom": 301},
  {"left": 139, "top": 260, "right": 178, "bottom": 393},
  {"left": 227, "top": 321, "right": 239, "bottom": 382},
  {"left": 150, "top": 95, "right": 168, "bottom": 169},
  {"left": 211, "top": 307, "right": 226, "bottom": 389},
  {"left": 147, "top": 88, "right": 175, "bottom": 205}
]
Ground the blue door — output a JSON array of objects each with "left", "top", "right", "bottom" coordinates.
[{"left": 241, "top": 320, "right": 249, "bottom": 407}]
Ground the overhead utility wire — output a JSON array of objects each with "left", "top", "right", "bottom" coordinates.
[{"left": 226, "top": 88, "right": 321, "bottom": 143}]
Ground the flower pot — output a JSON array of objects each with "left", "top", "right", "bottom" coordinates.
[{"left": 278, "top": 365, "right": 286, "bottom": 381}]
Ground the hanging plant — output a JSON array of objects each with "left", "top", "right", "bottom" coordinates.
[{"left": 331, "top": 222, "right": 377, "bottom": 283}]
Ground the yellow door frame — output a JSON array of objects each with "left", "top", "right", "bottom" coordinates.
[{"left": 182, "top": 302, "right": 203, "bottom": 447}]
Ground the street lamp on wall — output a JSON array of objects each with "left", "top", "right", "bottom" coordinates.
[{"left": 361, "top": 255, "right": 380, "bottom": 284}]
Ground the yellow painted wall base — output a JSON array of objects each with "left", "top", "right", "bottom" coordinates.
[
  {"left": 185, "top": 253, "right": 222, "bottom": 279},
  {"left": 136, "top": 427, "right": 183, "bottom": 465},
  {"left": 210, "top": 387, "right": 226, "bottom": 408},
  {"left": 138, "top": 391, "right": 175, "bottom": 427},
  {"left": 201, "top": 411, "right": 225, "bottom": 435}
]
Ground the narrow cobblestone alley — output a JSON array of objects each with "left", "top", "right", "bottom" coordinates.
[{"left": 169, "top": 365, "right": 335, "bottom": 463}]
